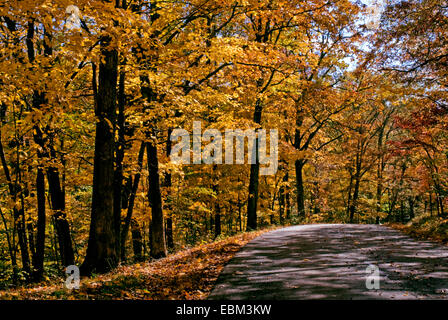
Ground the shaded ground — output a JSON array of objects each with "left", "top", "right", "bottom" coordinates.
[
  {"left": 209, "top": 224, "right": 448, "bottom": 300},
  {"left": 0, "top": 229, "right": 271, "bottom": 300}
]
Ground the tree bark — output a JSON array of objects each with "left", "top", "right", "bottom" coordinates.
[
  {"left": 131, "top": 218, "right": 143, "bottom": 261},
  {"left": 33, "top": 167, "right": 46, "bottom": 281},
  {"left": 146, "top": 140, "right": 167, "bottom": 259},
  {"left": 408, "top": 197, "right": 415, "bottom": 220},
  {"left": 246, "top": 99, "right": 262, "bottom": 231},
  {"left": 349, "top": 173, "right": 360, "bottom": 224},
  {"left": 295, "top": 160, "right": 305, "bottom": 217},
  {"left": 164, "top": 128, "right": 174, "bottom": 250},
  {"left": 81, "top": 38, "right": 119, "bottom": 275},
  {"left": 114, "top": 71, "right": 126, "bottom": 259},
  {"left": 120, "top": 142, "right": 145, "bottom": 260},
  {"left": 47, "top": 167, "right": 74, "bottom": 267}
]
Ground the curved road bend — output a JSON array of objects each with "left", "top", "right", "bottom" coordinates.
[{"left": 209, "top": 224, "right": 448, "bottom": 300}]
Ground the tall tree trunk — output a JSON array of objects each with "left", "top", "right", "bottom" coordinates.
[
  {"left": 376, "top": 164, "right": 383, "bottom": 225},
  {"left": 349, "top": 174, "right": 360, "bottom": 224},
  {"left": 27, "top": 221, "right": 36, "bottom": 268},
  {"left": 246, "top": 98, "right": 262, "bottom": 231},
  {"left": 28, "top": 22, "right": 45, "bottom": 281},
  {"left": 278, "top": 168, "right": 287, "bottom": 222},
  {"left": 47, "top": 167, "right": 74, "bottom": 267},
  {"left": 113, "top": 71, "right": 126, "bottom": 259},
  {"left": 439, "top": 195, "right": 445, "bottom": 218},
  {"left": 295, "top": 160, "right": 305, "bottom": 217},
  {"left": 313, "top": 181, "right": 320, "bottom": 215},
  {"left": 165, "top": 217, "right": 174, "bottom": 249},
  {"left": 376, "top": 122, "right": 386, "bottom": 224},
  {"left": 430, "top": 192, "right": 433, "bottom": 217},
  {"left": 238, "top": 191, "right": 242, "bottom": 231},
  {"left": 164, "top": 128, "right": 174, "bottom": 250},
  {"left": 214, "top": 211, "right": 221, "bottom": 238},
  {"left": 32, "top": 96, "right": 74, "bottom": 268},
  {"left": 81, "top": 38, "right": 119, "bottom": 275},
  {"left": 146, "top": 140, "right": 167, "bottom": 259},
  {"left": 121, "top": 142, "right": 145, "bottom": 260},
  {"left": 279, "top": 183, "right": 285, "bottom": 225},
  {"left": 408, "top": 197, "right": 415, "bottom": 220},
  {"left": 16, "top": 192, "right": 30, "bottom": 277},
  {"left": 33, "top": 167, "right": 46, "bottom": 281},
  {"left": 400, "top": 200, "right": 405, "bottom": 223}
]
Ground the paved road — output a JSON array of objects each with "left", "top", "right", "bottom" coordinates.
[{"left": 209, "top": 224, "right": 448, "bottom": 300}]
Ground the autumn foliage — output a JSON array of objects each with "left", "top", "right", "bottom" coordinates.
[{"left": 0, "top": 0, "right": 447, "bottom": 290}]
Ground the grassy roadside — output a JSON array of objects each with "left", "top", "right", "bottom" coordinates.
[
  {"left": 388, "top": 214, "right": 448, "bottom": 244},
  {"left": 0, "top": 228, "right": 275, "bottom": 300}
]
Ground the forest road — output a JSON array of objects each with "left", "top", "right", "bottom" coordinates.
[{"left": 208, "top": 224, "right": 448, "bottom": 300}]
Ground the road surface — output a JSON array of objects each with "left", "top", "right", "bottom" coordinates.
[{"left": 209, "top": 224, "right": 448, "bottom": 300}]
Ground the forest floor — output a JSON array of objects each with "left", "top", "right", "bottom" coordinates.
[
  {"left": 0, "top": 228, "right": 275, "bottom": 300},
  {"left": 388, "top": 215, "right": 448, "bottom": 244}
]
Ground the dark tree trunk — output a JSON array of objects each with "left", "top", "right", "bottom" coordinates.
[
  {"left": 346, "top": 173, "right": 353, "bottom": 218},
  {"left": 279, "top": 169, "right": 288, "bottom": 225},
  {"left": 312, "top": 181, "right": 320, "bottom": 215},
  {"left": 212, "top": 173, "right": 221, "bottom": 238},
  {"left": 113, "top": 71, "right": 126, "bottom": 259},
  {"left": 295, "top": 160, "right": 305, "bottom": 217},
  {"left": 430, "top": 193, "right": 433, "bottom": 216},
  {"left": 210, "top": 214, "right": 214, "bottom": 234},
  {"left": 32, "top": 95, "right": 74, "bottom": 268},
  {"left": 121, "top": 142, "right": 145, "bottom": 260},
  {"left": 214, "top": 213, "right": 221, "bottom": 238},
  {"left": 17, "top": 210, "right": 30, "bottom": 276},
  {"left": 246, "top": 98, "right": 262, "bottom": 231},
  {"left": 81, "top": 39, "right": 119, "bottom": 275},
  {"left": 246, "top": 161, "right": 259, "bottom": 230},
  {"left": 400, "top": 200, "right": 405, "bottom": 223},
  {"left": 214, "top": 195, "right": 221, "bottom": 239},
  {"left": 376, "top": 124, "right": 386, "bottom": 225},
  {"left": 349, "top": 174, "right": 360, "bottom": 224},
  {"left": 279, "top": 189, "right": 284, "bottom": 224},
  {"left": 165, "top": 217, "right": 174, "bottom": 249},
  {"left": 409, "top": 197, "right": 415, "bottom": 220},
  {"left": 146, "top": 141, "right": 167, "bottom": 259},
  {"left": 27, "top": 221, "right": 35, "bottom": 267},
  {"left": 131, "top": 218, "right": 143, "bottom": 261},
  {"left": 238, "top": 196, "right": 242, "bottom": 231},
  {"left": 47, "top": 167, "right": 74, "bottom": 267},
  {"left": 164, "top": 128, "right": 174, "bottom": 250},
  {"left": 136, "top": 18, "right": 167, "bottom": 259},
  {"left": 439, "top": 193, "right": 445, "bottom": 218},
  {"left": 33, "top": 167, "right": 46, "bottom": 281},
  {"left": 376, "top": 168, "right": 383, "bottom": 224}
]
